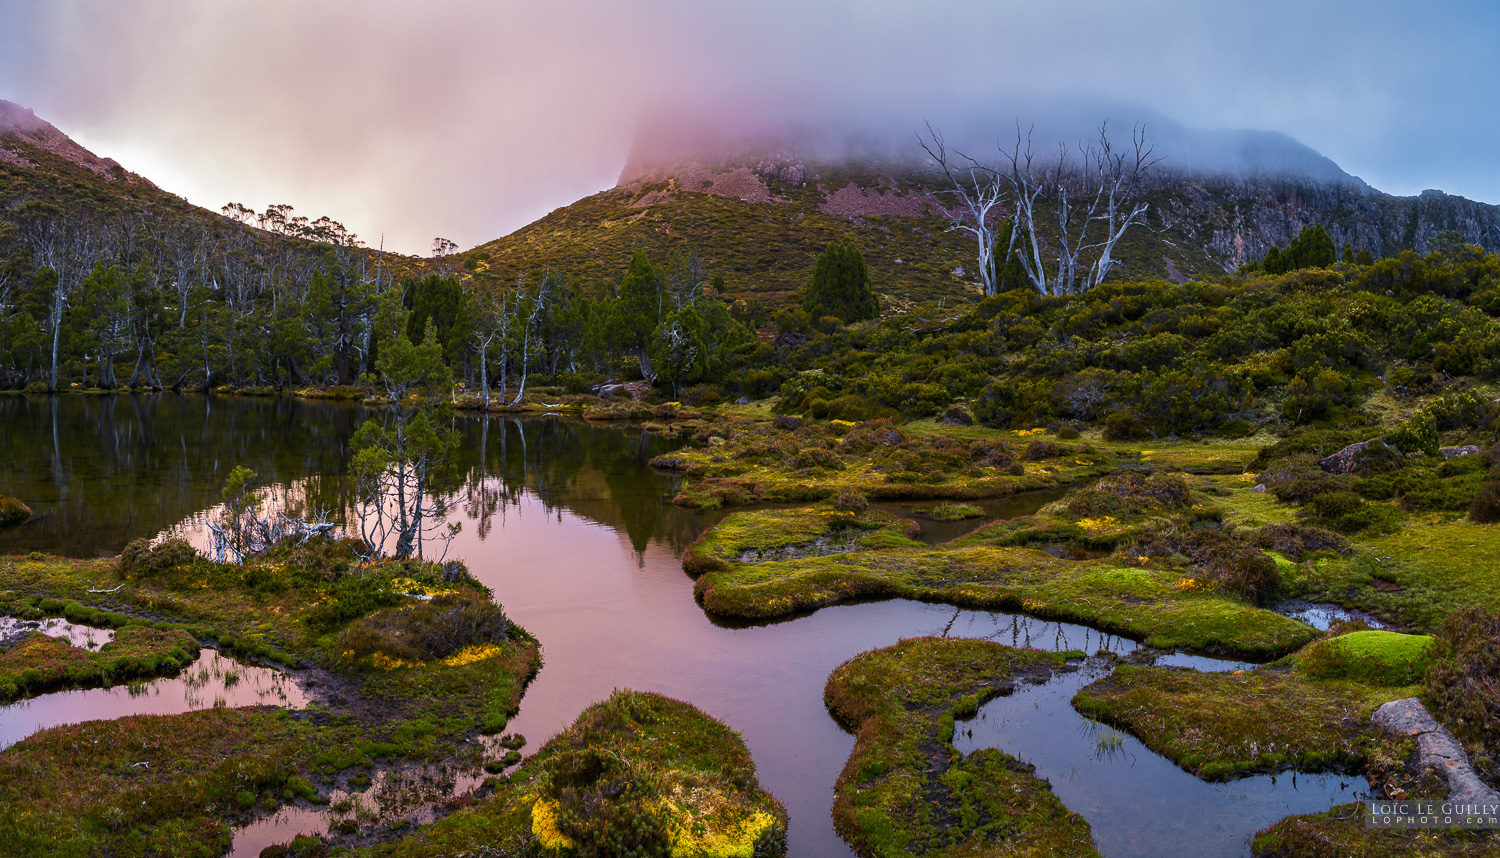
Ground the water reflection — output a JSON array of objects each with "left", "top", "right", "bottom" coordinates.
[
  {"left": 954, "top": 665, "right": 1368, "bottom": 858},
  {"left": 0, "top": 649, "right": 306, "bottom": 750},
  {"left": 0, "top": 616, "right": 115, "bottom": 650},
  {"left": 0, "top": 399, "right": 1365, "bottom": 857}
]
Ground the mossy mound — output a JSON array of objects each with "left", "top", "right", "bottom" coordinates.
[
  {"left": 379, "top": 690, "right": 788, "bottom": 858},
  {"left": 694, "top": 544, "right": 1318, "bottom": 657},
  {"left": 1296, "top": 630, "right": 1436, "bottom": 686},
  {"left": 927, "top": 503, "right": 984, "bottom": 522},
  {"left": 0, "top": 495, "right": 30, "bottom": 527},
  {"left": 824, "top": 637, "right": 1096, "bottom": 857},
  {"left": 682, "top": 505, "right": 922, "bottom": 576},
  {"left": 1073, "top": 664, "right": 1412, "bottom": 779},
  {"left": 662, "top": 415, "right": 1109, "bottom": 509}
]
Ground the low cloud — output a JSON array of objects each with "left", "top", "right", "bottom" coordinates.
[{"left": 1, "top": 0, "right": 1496, "bottom": 254}]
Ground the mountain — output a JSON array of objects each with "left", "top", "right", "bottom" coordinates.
[{"left": 467, "top": 114, "right": 1500, "bottom": 307}]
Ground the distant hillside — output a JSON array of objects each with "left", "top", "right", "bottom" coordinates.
[{"left": 466, "top": 118, "right": 1500, "bottom": 309}]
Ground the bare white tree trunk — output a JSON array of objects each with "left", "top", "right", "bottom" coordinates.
[
  {"left": 919, "top": 124, "right": 1010, "bottom": 296},
  {"left": 1003, "top": 122, "right": 1159, "bottom": 296}
]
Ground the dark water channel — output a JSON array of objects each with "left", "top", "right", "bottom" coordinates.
[{"left": 0, "top": 395, "right": 1362, "bottom": 857}]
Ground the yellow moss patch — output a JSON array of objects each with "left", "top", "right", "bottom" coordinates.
[
  {"left": 367, "top": 652, "right": 416, "bottom": 671},
  {"left": 441, "top": 644, "right": 504, "bottom": 667},
  {"left": 386, "top": 577, "right": 454, "bottom": 599},
  {"left": 668, "top": 806, "right": 776, "bottom": 858},
  {"left": 1075, "top": 515, "right": 1120, "bottom": 531},
  {"left": 530, "top": 797, "right": 576, "bottom": 851}
]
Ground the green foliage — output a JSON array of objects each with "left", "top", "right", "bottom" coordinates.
[
  {"left": 1297, "top": 630, "right": 1435, "bottom": 686},
  {"left": 803, "top": 241, "right": 878, "bottom": 324},
  {"left": 1261, "top": 226, "right": 1337, "bottom": 274},
  {"left": 339, "top": 591, "right": 509, "bottom": 666},
  {"left": 1425, "top": 607, "right": 1500, "bottom": 771}
]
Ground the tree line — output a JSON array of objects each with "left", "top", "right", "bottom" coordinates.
[{"left": 0, "top": 183, "right": 792, "bottom": 396}]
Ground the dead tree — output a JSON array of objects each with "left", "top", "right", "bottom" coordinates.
[
  {"left": 1003, "top": 122, "right": 1159, "bottom": 296},
  {"left": 919, "top": 123, "right": 1012, "bottom": 296}
]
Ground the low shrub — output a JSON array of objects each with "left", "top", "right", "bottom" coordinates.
[
  {"left": 940, "top": 403, "right": 974, "bottom": 426},
  {"left": 1470, "top": 480, "right": 1500, "bottom": 523},
  {"left": 1203, "top": 548, "right": 1281, "bottom": 605},
  {"left": 1065, "top": 471, "right": 1193, "bottom": 519},
  {"left": 119, "top": 538, "right": 201, "bottom": 583},
  {"left": 0, "top": 495, "right": 30, "bottom": 527},
  {"left": 1260, "top": 454, "right": 1349, "bottom": 504},
  {"left": 1022, "top": 440, "right": 1067, "bottom": 461},
  {"left": 1425, "top": 607, "right": 1500, "bottom": 771},
  {"left": 771, "top": 414, "right": 801, "bottom": 431},
  {"left": 1250, "top": 523, "right": 1352, "bottom": 561},
  {"left": 338, "top": 591, "right": 509, "bottom": 665},
  {"left": 1102, "top": 411, "right": 1149, "bottom": 441},
  {"left": 1305, "top": 491, "right": 1404, "bottom": 535},
  {"left": 832, "top": 490, "right": 869, "bottom": 514}
]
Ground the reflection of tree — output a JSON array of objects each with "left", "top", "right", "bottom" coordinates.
[{"left": 3, "top": 394, "right": 709, "bottom": 561}]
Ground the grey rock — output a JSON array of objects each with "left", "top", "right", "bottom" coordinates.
[
  {"left": 1372, "top": 697, "right": 1500, "bottom": 804},
  {"left": 1318, "top": 439, "right": 1396, "bottom": 475},
  {"left": 1440, "top": 445, "right": 1483, "bottom": 459}
]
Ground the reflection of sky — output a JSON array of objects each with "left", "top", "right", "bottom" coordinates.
[
  {"left": 0, "top": 650, "right": 305, "bottom": 750},
  {"left": 0, "top": 616, "right": 114, "bottom": 650},
  {"left": 955, "top": 666, "right": 1367, "bottom": 858},
  {"left": 0, "top": 407, "right": 1355, "bottom": 856}
]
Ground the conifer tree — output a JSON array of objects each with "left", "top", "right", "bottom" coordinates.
[{"left": 803, "top": 242, "right": 878, "bottom": 324}]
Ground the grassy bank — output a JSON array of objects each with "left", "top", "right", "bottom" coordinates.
[
  {"left": 654, "top": 416, "right": 1111, "bottom": 508},
  {"left": 1073, "top": 663, "right": 1414, "bottom": 779},
  {"left": 824, "top": 637, "right": 1095, "bottom": 857},
  {"left": 0, "top": 542, "right": 541, "bottom": 855},
  {"left": 694, "top": 539, "right": 1316, "bottom": 657}
]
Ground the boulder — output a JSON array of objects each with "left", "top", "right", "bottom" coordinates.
[
  {"left": 1318, "top": 439, "right": 1399, "bottom": 475},
  {"left": 1440, "top": 445, "right": 1483, "bottom": 459}
]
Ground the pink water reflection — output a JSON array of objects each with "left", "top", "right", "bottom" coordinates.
[{"left": 0, "top": 648, "right": 306, "bottom": 750}]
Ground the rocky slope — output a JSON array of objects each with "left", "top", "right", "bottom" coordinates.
[{"left": 470, "top": 121, "right": 1500, "bottom": 306}]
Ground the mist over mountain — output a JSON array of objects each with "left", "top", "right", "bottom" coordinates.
[{"left": 605, "top": 98, "right": 1500, "bottom": 282}]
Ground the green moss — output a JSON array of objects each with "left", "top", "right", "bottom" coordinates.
[
  {"left": 695, "top": 543, "right": 1316, "bottom": 657},
  {"left": 373, "top": 690, "right": 788, "bottom": 858},
  {"left": 824, "top": 637, "right": 1095, "bottom": 857},
  {"left": 0, "top": 625, "right": 199, "bottom": 701},
  {"left": 927, "top": 503, "right": 984, "bottom": 522},
  {"left": 1252, "top": 804, "right": 1497, "bottom": 856},
  {"left": 1296, "top": 630, "right": 1436, "bottom": 686},
  {"left": 682, "top": 505, "right": 921, "bottom": 576},
  {"left": 1073, "top": 664, "right": 1412, "bottom": 779}
]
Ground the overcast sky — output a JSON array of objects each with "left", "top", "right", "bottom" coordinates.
[{"left": 1, "top": 1, "right": 1496, "bottom": 256}]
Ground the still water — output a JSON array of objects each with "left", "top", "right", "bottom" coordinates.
[{"left": 0, "top": 394, "right": 1357, "bottom": 857}]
